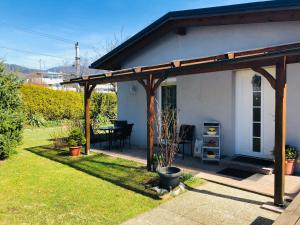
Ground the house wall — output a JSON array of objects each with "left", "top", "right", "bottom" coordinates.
[{"left": 118, "top": 21, "right": 300, "bottom": 157}]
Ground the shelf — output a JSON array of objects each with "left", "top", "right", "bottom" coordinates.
[
  {"left": 203, "top": 134, "right": 219, "bottom": 137},
  {"left": 202, "top": 146, "right": 220, "bottom": 149}
]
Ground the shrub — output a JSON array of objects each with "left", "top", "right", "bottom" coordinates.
[
  {"left": 67, "top": 128, "right": 86, "bottom": 147},
  {"left": 91, "top": 92, "right": 117, "bottom": 120},
  {"left": 21, "top": 84, "right": 83, "bottom": 121},
  {"left": 21, "top": 85, "right": 117, "bottom": 126},
  {"left": 286, "top": 145, "right": 298, "bottom": 160},
  {"left": 27, "top": 114, "right": 46, "bottom": 127},
  {"left": 0, "top": 62, "right": 24, "bottom": 159}
]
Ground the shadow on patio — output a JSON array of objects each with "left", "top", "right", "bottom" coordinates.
[
  {"left": 26, "top": 145, "right": 159, "bottom": 199},
  {"left": 92, "top": 144, "right": 300, "bottom": 200}
]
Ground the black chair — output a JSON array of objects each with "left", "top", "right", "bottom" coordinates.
[
  {"left": 176, "top": 125, "right": 195, "bottom": 159},
  {"left": 113, "top": 123, "right": 134, "bottom": 150},
  {"left": 113, "top": 120, "right": 128, "bottom": 127},
  {"left": 90, "top": 125, "right": 104, "bottom": 144}
]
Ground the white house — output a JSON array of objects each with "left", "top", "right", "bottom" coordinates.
[{"left": 89, "top": 0, "right": 300, "bottom": 161}]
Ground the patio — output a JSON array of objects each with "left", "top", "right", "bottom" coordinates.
[{"left": 92, "top": 144, "right": 300, "bottom": 200}]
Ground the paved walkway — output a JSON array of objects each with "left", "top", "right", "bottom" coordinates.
[
  {"left": 92, "top": 146, "right": 300, "bottom": 199},
  {"left": 122, "top": 182, "right": 278, "bottom": 225}
]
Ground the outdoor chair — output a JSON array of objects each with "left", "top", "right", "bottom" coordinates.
[
  {"left": 90, "top": 125, "right": 104, "bottom": 144},
  {"left": 176, "top": 124, "right": 195, "bottom": 159},
  {"left": 113, "top": 120, "right": 128, "bottom": 127},
  {"left": 113, "top": 123, "right": 134, "bottom": 150}
]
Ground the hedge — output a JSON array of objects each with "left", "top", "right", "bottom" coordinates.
[
  {"left": 21, "top": 84, "right": 83, "bottom": 120},
  {"left": 21, "top": 84, "right": 117, "bottom": 122}
]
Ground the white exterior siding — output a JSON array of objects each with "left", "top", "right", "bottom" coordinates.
[
  {"left": 118, "top": 21, "right": 300, "bottom": 157},
  {"left": 177, "top": 71, "right": 235, "bottom": 156}
]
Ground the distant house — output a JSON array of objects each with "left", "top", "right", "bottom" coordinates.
[{"left": 90, "top": 0, "right": 300, "bottom": 162}]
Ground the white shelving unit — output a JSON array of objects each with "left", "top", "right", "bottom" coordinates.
[{"left": 202, "top": 121, "right": 221, "bottom": 162}]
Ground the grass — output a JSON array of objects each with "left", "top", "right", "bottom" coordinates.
[{"left": 0, "top": 127, "right": 161, "bottom": 225}]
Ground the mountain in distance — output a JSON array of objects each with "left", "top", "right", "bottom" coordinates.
[{"left": 5, "top": 63, "right": 104, "bottom": 76}]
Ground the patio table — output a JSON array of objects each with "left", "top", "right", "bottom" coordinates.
[{"left": 98, "top": 126, "right": 122, "bottom": 150}]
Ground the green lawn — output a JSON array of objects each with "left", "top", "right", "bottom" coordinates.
[{"left": 0, "top": 127, "right": 161, "bottom": 225}]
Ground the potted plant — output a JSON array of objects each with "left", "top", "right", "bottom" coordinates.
[
  {"left": 155, "top": 108, "right": 182, "bottom": 190},
  {"left": 67, "top": 128, "right": 86, "bottom": 156},
  {"left": 285, "top": 145, "right": 298, "bottom": 175}
]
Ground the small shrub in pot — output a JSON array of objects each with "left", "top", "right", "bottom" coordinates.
[
  {"left": 285, "top": 145, "right": 298, "bottom": 175},
  {"left": 67, "top": 128, "right": 86, "bottom": 156}
]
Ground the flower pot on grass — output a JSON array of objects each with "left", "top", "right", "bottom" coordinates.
[{"left": 67, "top": 128, "right": 86, "bottom": 157}]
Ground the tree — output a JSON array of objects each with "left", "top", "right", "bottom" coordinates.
[{"left": 0, "top": 62, "right": 24, "bottom": 159}]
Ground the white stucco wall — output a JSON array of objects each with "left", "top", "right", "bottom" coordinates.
[{"left": 117, "top": 21, "right": 300, "bottom": 156}]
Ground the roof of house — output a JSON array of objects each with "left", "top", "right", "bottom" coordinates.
[{"left": 90, "top": 0, "right": 300, "bottom": 70}]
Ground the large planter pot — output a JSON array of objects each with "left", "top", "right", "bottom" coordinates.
[
  {"left": 157, "top": 166, "right": 182, "bottom": 190},
  {"left": 285, "top": 159, "right": 296, "bottom": 175},
  {"left": 69, "top": 146, "right": 81, "bottom": 157}
]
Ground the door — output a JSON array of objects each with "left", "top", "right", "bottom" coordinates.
[{"left": 235, "top": 69, "right": 275, "bottom": 159}]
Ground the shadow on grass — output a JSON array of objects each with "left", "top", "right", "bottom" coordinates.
[{"left": 26, "top": 145, "right": 159, "bottom": 199}]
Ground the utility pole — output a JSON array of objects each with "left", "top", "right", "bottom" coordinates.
[{"left": 75, "top": 42, "right": 80, "bottom": 75}]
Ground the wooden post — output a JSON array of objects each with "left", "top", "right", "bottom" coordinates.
[
  {"left": 84, "top": 83, "right": 96, "bottom": 155},
  {"left": 146, "top": 74, "right": 155, "bottom": 171},
  {"left": 274, "top": 57, "right": 287, "bottom": 206},
  {"left": 84, "top": 82, "right": 91, "bottom": 155}
]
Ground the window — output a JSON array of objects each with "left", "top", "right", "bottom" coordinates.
[{"left": 252, "top": 75, "right": 261, "bottom": 152}]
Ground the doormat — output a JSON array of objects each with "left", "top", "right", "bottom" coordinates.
[
  {"left": 232, "top": 156, "right": 274, "bottom": 167},
  {"left": 217, "top": 168, "right": 256, "bottom": 180}
]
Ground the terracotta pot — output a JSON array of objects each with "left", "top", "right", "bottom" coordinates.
[
  {"left": 69, "top": 146, "right": 81, "bottom": 156},
  {"left": 285, "top": 159, "right": 296, "bottom": 175}
]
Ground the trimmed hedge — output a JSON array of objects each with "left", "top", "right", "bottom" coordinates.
[
  {"left": 21, "top": 84, "right": 83, "bottom": 120},
  {"left": 21, "top": 84, "right": 117, "bottom": 123}
]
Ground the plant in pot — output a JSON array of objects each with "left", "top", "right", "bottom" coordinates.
[
  {"left": 67, "top": 128, "right": 86, "bottom": 156},
  {"left": 273, "top": 145, "right": 298, "bottom": 175},
  {"left": 285, "top": 145, "right": 298, "bottom": 175},
  {"left": 155, "top": 108, "right": 182, "bottom": 190}
]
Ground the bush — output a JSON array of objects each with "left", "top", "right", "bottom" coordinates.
[
  {"left": 21, "top": 84, "right": 83, "bottom": 121},
  {"left": 286, "top": 145, "right": 298, "bottom": 160},
  {"left": 91, "top": 92, "right": 117, "bottom": 120},
  {"left": 27, "top": 114, "right": 46, "bottom": 127},
  {"left": 0, "top": 62, "right": 24, "bottom": 159},
  {"left": 21, "top": 85, "right": 117, "bottom": 126},
  {"left": 67, "top": 128, "right": 86, "bottom": 147}
]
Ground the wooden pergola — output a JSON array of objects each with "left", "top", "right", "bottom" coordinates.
[{"left": 63, "top": 41, "right": 300, "bottom": 206}]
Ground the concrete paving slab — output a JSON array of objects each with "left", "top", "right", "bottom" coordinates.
[{"left": 122, "top": 182, "right": 278, "bottom": 225}]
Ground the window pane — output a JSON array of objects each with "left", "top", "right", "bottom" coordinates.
[
  {"left": 252, "top": 75, "right": 261, "bottom": 91},
  {"left": 253, "top": 138, "right": 261, "bottom": 152},
  {"left": 253, "top": 92, "right": 261, "bottom": 106},
  {"left": 253, "top": 108, "right": 261, "bottom": 122},
  {"left": 253, "top": 123, "right": 261, "bottom": 137}
]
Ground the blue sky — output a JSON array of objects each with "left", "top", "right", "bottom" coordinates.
[{"left": 0, "top": 0, "right": 265, "bottom": 69}]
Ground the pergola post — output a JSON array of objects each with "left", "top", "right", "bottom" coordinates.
[
  {"left": 84, "top": 82, "right": 96, "bottom": 155},
  {"left": 146, "top": 74, "right": 155, "bottom": 171},
  {"left": 138, "top": 75, "right": 167, "bottom": 171},
  {"left": 274, "top": 56, "right": 287, "bottom": 206}
]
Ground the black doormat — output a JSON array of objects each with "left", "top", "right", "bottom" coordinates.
[
  {"left": 217, "top": 168, "right": 256, "bottom": 180},
  {"left": 232, "top": 156, "right": 274, "bottom": 167}
]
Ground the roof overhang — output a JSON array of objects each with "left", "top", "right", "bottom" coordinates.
[
  {"left": 63, "top": 41, "right": 300, "bottom": 86},
  {"left": 90, "top": 0, "right": 300, "bottom": 70}
]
